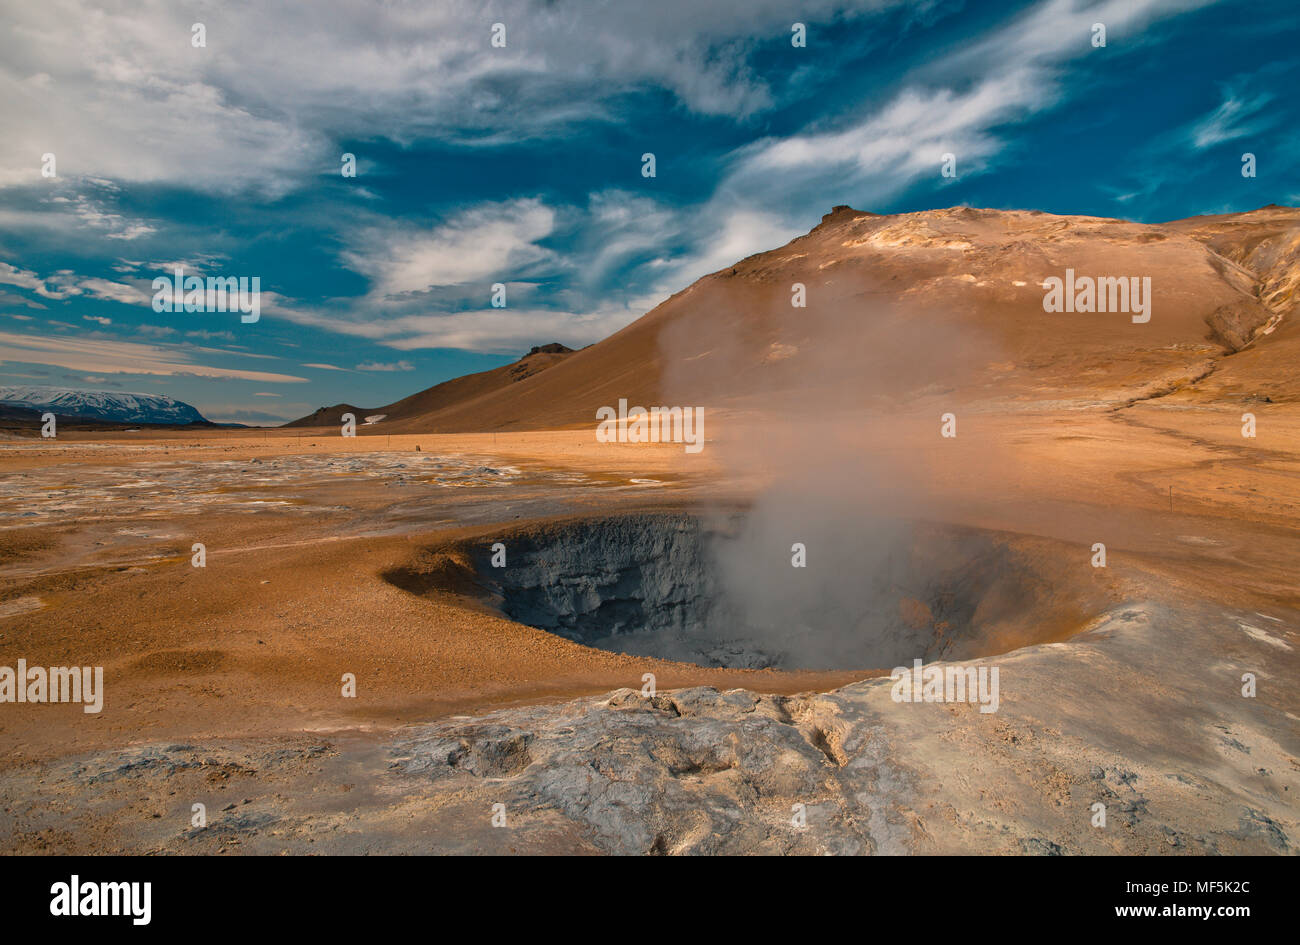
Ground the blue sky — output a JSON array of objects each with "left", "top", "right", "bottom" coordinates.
[{"left": 0, "top": 0, "right": 1296, "bottom": 423}]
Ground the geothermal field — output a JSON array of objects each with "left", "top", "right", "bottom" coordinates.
[
  {"left": 1, "top": 3, "right": 1297, "bottom": 885},
  {"left": 1, "top": 205, "right": 1297, "bottom": 856}
]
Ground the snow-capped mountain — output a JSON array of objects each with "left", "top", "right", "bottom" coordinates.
[{"left": 0, "top": 386, "right": 210, "bottom": 425}]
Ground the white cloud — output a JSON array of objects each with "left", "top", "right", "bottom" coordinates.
[
  {"left": 739, "top": 76, "right": 1024, "bottom": 181},
  {"left": 0, "top": 261, "right": 74, "bottom": 299},
  {"left": 78, "top": 277, "right": 150, "bottom": 305},
  {"left": 267, "top": 291, "right": 638, "bottom": 355},
  {"left": 0, "top": 260, "right": 153, "bottom": 305},
  {"left": 0, "top": 6, "right": 323, "bottom": 195},
  {"left": 342, "top": 198, "right": 556, "bottom": 298},
  {"left": 0, "top": 1, "right": 907, "bottom": 195},
  {"left": 375, "top": 308, "right": 639, "bottom": 354},
  {"left": 68, "top": 190, "right": 157, "bottom": 240},
  {"left": 725, "top": 0, "right": 1215, "bottom": 212},
  {"left": 0, "top": 329, "right": 308, "bottom": 382},
  {"left": 580, "top": 191, "right": 689, "bottom": 284},
  {"left": 1191, "top": 88, "right": 1275, "bottom": 149},
  {"left": 356, "top": 360, "right": 414, "bottom": 371},
  {"left": 656, "top": 209, "right": 803, "bottom": 288}
]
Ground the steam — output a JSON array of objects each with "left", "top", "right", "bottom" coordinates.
[{"left": 656, "top": 242, "right": 1008, "bottom": 669}]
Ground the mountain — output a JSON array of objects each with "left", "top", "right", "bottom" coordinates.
[
  {"left": 283, "top": 403, "right": 369, "bottom": 429},
  {"left": 294, "top": 205, "right": 1300, "bottom": 433},
  {"left": 0, "top": 386, "right": 210, "bottom": 425},
  {"left": 285, "top": 343, "right": 576, "bottom": 428}
]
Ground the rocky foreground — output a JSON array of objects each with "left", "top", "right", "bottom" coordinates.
[{"left": 5, "top": 596, "right": 1294, "bottom": 855}]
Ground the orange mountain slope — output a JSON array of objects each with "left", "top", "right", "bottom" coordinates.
[{"left": 294, "top": 205, "right": 1300, "bottom": 433}]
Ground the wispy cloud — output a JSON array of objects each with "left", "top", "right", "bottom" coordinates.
[
  {"left": 78, "top": 278, "right": 149, "bottom": 305},
  {"left": 342, "top": 198, "right": 557, "bottom": 298},
  {"left": 0, "top": 330, "right": 308, "bottom": 382},
  {"left": 1191, "top": 86, "right": 1275, "bottom": 149},
  {"left": 0, "top": 261, "right": 74, "bottom": 299},
  {"left": 0, "top": 0, "right": 909, "bottom": 195},
  {"left": 724, "top": 0, "right": 1216, "bottom": 214},
  {"left": 268, "top": 291, "right": 640, "bottom": 355},
  {"left": 0, "top": 260, "right": 150, "bottom": 305}
]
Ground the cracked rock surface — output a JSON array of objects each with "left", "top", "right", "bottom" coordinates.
[{"left": 6, "top": 600, "right": 1293, "bottom": 855}]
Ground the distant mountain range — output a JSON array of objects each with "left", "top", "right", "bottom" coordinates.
[{"left": 0, "top": 386, "right": 210, "bottom": 425}]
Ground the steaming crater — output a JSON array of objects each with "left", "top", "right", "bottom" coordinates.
[{"left": 390, "top": 512, "right": 1117, "bottom": 671}]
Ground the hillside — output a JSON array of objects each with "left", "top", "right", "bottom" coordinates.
[
  {"left": 285, "top": 344, "right": 576, "bottom": 428},
  {"left": 296, "top": 205, "right": 1300, "bottom": 433}
]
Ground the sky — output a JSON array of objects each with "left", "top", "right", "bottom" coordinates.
[{"left": 0, "top": 0, "right": 1296, "bottom": 424}]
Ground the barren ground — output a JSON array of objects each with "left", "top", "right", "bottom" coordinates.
[{"left": 1, "top": 400, "right": 1296, "bottom": 853}]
